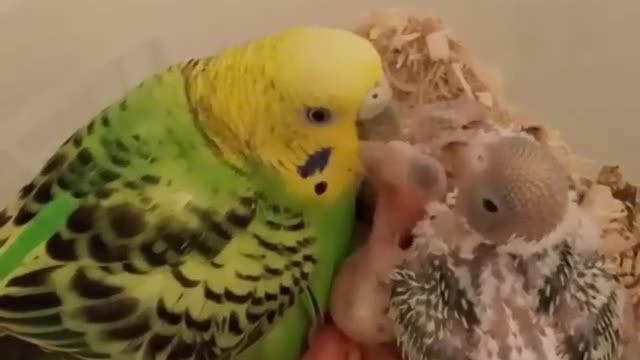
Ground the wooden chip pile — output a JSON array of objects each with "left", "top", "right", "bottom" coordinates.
[{"left": 352, "top": 8, "right": 640, "bottom": 334}]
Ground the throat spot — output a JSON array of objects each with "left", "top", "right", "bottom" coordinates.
[{"left": 314, "top": 181, "right": 328, "bottom": 195}]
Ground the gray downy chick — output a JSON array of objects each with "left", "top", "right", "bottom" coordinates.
[{"left": 387, "top": 129, "right": 639, "bottom": 360}]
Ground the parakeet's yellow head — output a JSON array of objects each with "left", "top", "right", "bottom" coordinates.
[{"left": 187, "top": 26, "right": 393, "bottom": 204}]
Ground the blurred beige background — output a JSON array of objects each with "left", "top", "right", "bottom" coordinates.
[{"left": 0, "top": 0, "right": 638, "bottom": 204}]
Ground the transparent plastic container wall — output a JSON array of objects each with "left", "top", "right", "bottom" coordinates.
[{"left": 0, "top": 39, "right": 170, "bottom": 205}]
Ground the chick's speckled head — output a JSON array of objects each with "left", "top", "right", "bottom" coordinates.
[
  {"left": 189, "top": 26, "right": 393, "bottom": 204},
  {"left": 454, "top": 134, "right": 571, "bottom": 245}
]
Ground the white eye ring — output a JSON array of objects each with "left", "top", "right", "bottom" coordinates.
[{"left": 358, "top": 77, "right": 392, "bottom": 120}]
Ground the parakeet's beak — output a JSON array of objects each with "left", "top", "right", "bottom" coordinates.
[{"left": 356, "top": 104, "right": 401, "bottom": 141}]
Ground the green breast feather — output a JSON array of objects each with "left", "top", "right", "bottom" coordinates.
[{"left": 0, "top": 65, "right": 355, "bottom": 360}]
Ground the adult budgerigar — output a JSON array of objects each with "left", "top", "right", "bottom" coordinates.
[
  {"left": 388, "top": 129, "right": 639, "bottom": 360},
  {"left": 0, "top": 26, "right": 395, "bottom": 360}
]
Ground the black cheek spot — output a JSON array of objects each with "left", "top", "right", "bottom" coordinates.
[
  {"left": 314, "top": 181, "right": 327, "bottom": 196},
  {"left": 297, "top": 148, "right": 332, "bottom": 179},
  {"left": 107, "top": 203, "right": 147, "bottom": 239}
]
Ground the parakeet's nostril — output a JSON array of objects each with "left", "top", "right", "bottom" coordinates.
[{"left": 482, "top": 198, "right": 499, "bottom": 213}]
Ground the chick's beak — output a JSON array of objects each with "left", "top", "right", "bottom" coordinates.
[{"left": 356, "top": 103, "right": 402, "bottom": 142}]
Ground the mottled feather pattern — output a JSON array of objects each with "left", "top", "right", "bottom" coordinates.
[
  {"left": 0, "top": 67, "right": 322, "bottom": 360},
  {"left": 535, "top": 243, "right": 622, "bottom": 360},
  {"left": 609, "top": 243, "right": 640, "bottom": 294},
  {"left": 389, "top": 255, "right": 478, "bottom": 360},
  {"left": 389, "top": 201, "right": 625, "bottom": 360}
]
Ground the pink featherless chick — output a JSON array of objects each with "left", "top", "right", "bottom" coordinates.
[
  {"left": 303, "top": 140, "right": 448, "bottom": 360},
  {"left": 329, "top": 140, "right": 448, "bottom": 346},
  {"left": 301, "top": 140, "right": 448, "bottom": 360}
]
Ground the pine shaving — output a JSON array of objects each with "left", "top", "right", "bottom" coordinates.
[
  {"left": 581, "top": 184, "right": 634, "bottom": 254},
  {"left": 425, "top": 30, "right": 450, "bottom": 60},
  {"left": 352, "top": 7, "right": 640, "bottom": 337},
  {"left": 475, "top": 91, "right": 493, "bottom": 108}
]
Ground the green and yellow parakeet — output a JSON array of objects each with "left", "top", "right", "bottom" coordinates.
[{"left": 0, "top": 26, "right": 394, "bottom": 360}]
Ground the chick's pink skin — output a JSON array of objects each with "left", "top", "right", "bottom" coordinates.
[
  {"left": 302, "top": 140, "right": 443, "bottom": 360},
  {"left": 329, "top": 141, "right": 448, "bottom": 345},
  {"left": 302, "top": 321, "right": 402, "bottom": 360},
  {"left": 301, "top": 321, "right": 361, "bottom": 360}
]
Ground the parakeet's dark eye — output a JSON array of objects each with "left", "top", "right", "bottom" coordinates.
[
  {"left": 482, "top": 198, "right": 499, "bottom": 213},
  {"left": 305, "top": 107, "right": 332, "bottom": 125}
]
